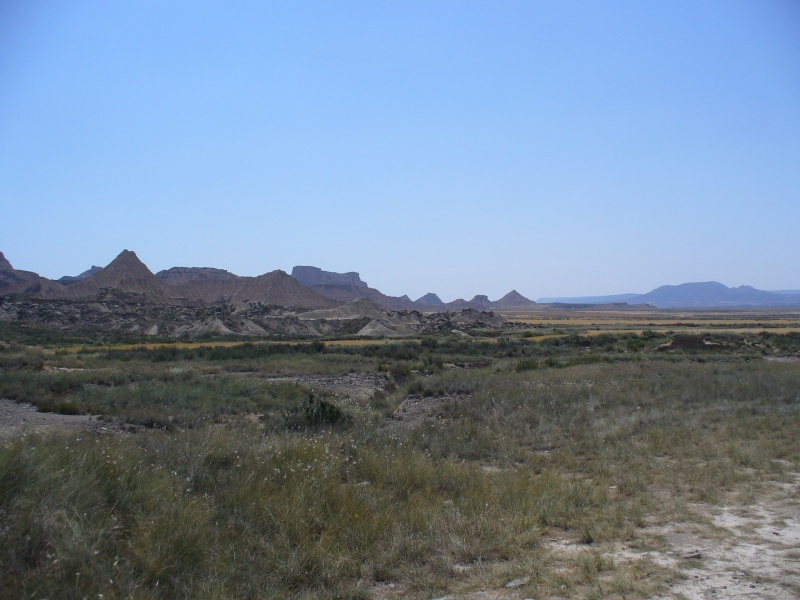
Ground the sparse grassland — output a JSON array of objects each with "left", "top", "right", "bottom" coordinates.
[{"left": 1, "top": 313, "right": 799, "bottom": 598}]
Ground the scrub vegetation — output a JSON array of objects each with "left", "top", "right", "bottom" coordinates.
[{"left": 1, "top": 320, "right": 799, "bottom": 599}]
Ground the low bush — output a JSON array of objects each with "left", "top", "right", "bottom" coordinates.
[{"left": 284, "top": 392, "right": 349, "bottom": 430}]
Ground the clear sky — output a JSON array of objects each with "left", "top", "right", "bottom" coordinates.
[{"left": 2, "top": 1, "right": 799, "bottom": 301}]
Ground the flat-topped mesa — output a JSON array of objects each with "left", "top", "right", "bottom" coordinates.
[
  {"left": 291, "top": 265, "right": 418, "bottom": 310},
  {"left": 291, "top": 266, "right": 368, "bottom": 289}
]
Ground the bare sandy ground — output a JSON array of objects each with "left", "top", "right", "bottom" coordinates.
[
  {"left": 0, "top": 398, "right": 100, "bottom": 438},
  {"left": 651, "top": 476, "right": 800, "bottom": 599}
]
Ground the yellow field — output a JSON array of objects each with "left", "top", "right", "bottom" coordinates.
[{"left": 500, "top": 308, "right": 800, "bottom": 334}]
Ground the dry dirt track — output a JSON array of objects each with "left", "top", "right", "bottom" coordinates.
[{"left": 0, "top": 398, "right": 98, "bottom": 438}]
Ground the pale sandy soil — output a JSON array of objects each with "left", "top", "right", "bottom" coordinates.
[
  {"left": 651, "top": 476, "right": 800, "bottom": 599},
  {"left": 0, "top": 398, "right": 97, "bottom": 438},
  {"left": 371, "top": 475, "right": 800, "bottom": 600}
]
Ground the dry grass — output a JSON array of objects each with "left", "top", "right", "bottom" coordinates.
[{"left": 1, "top": 328, "right": 799, "bottom": 598}]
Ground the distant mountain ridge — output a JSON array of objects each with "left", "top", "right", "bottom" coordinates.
[
  {"left": 2, "top": 250, "right": 334, "bottom": 309},
  {"left": 540, "top": 281, "right": 800, "bottom": 308},
  {"left": 291, "top": 266, "right": 538, "bottom": 311},
  {"left": 4, "top": 250, "right": 800, "bottom": 310}
]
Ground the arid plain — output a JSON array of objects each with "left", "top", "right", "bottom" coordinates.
[{"left": 2, "top": 306, "right": 799, "bottom": 599}]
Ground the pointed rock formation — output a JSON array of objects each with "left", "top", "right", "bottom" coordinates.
[
  {"left": 415, "top": 293, "right": 444, "bottom": 306},
  {"left": 61, "top": 250, "right": 178, "bottom": 303},
  {"left": 493, "top": 290, "right": 536, "bottom": 308}
]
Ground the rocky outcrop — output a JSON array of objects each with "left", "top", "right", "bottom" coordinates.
[{"left": 0, "top": 295, "right": 507, "bottom": 339}]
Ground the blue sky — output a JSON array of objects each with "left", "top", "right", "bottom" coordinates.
[{"left": 2, "top": 1, "right": 799, "bottom": 301}]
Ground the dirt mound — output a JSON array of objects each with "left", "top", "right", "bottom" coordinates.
[{"left": 356, "top": 320, "right": 401, "bottom": 337}]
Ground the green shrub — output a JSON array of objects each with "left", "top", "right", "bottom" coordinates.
[
  {"left": 284, "top": 393, "right": 348, "bottom": 430},
  {"left": 515, "top": 358, "right": 538, "bottom": 372}
]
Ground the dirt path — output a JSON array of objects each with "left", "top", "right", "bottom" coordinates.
[{"left": 0, "top": 398, "right": 99, "bottom": 438}]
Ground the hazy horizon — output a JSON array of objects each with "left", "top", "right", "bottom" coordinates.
[{"left": 3, "top": 1, "right": 799, "bottom": 301}]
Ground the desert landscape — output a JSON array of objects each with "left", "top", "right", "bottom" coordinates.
[
  {"left": 1, "top": 250, "right": 799, "bottom": 599},
  {"left": 3, "top": 3, "right": 798, "bottom": 598}
]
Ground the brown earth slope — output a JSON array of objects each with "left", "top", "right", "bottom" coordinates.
[
  {"left": 155, "top": 266, "right": 239, "bottom": 285},
  {"left": 167, "top": 270, "right": 338, "bottom": 308},
  {"left": 0, "top": 251, "right": 65, "bottom": 298}
]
